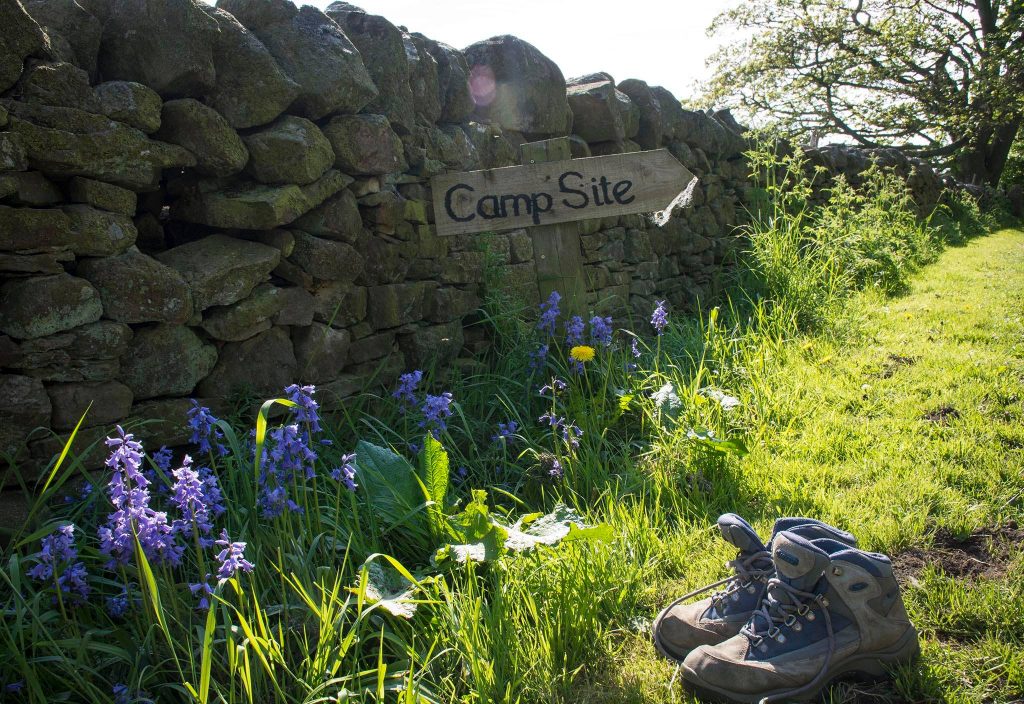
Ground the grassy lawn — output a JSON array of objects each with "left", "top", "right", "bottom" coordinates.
[{"left": 597, "top": 227, "right": 1024, "bottom": 704}]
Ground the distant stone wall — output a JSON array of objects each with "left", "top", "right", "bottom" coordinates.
[{"left": 0, "top": 0, "right": 955, "bottom": 486}]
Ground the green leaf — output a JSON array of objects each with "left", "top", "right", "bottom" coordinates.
[
  {"left": 419, "top": 434, "right": 449, "bottom": 508},
  {"left": 355, "top": 440, "right": 422, "bottom": 529},
  {"left": 503, "top": 504, "right": 613, "bottom": 551},
  {"left": 359, "top": 560, "right": 431, "bottom": 619},
  {"left": 686, "top": 428, "right": 750, "bottom": 457}
]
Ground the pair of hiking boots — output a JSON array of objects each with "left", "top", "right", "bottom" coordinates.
[{"left": 652, "top": 514, "right": 919, "bottom": 703}]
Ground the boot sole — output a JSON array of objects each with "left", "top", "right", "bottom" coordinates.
[{"left": 680, "top": 626, "right": 920, "bottom": 703}]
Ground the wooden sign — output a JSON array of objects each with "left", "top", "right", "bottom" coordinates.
[{"left": 431, "top": 149, "right": 694, "bottom": 237}]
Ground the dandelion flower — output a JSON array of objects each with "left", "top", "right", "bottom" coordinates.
[{"left": 569, "top": 345, "right": 595, "bottom": 363}]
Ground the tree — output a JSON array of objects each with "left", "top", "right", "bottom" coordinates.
[{"left": 702, "top": 0, "right": 1024, "bottom": 186}]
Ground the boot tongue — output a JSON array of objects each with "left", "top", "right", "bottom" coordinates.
[
  {"left": 717, "top": 513, "right": 766, "bottom": 554},
  {"left": 771, "top": 531, "right": 831, "bottom": 592}
]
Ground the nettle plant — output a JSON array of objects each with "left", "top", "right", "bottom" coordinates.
[{"left": 1, "top": 293, "right": 750, "bottom": 703}]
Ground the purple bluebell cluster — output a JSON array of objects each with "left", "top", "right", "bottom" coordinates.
[
  {"left": 215, "top": 530, "right": 254, "bottom": 580},
  {"left": 331, "top": 453, "right": 358, "bottom": 491},
  {"left": 528, "top": 344, "right": 549, "bottom": 371},
  {"left": 538, "top": 378, "right": 567, "bottom": 397},
  {"left": 590, "top": 315, "right": 614, "bottom": 346},
  {"left": 565, "top": 315, "right": 585, "bottom": 346},
  {"left": 537, "top": 291, "right": 561, "bottom": 336},
  {"left": 170, "top": 455, "right": 225, "bottom": 547},
  {"left": 257, "top": 419, "right": 319, "bottom": 518},
  {"left": 189, "top": 575, "right": 214, "bottom": 610},
  {"left": 392, "top": 370, "right": 423, "bottom": 411},
  {"left": 420, "top": 392, "right": 454, "bottom": 439},
  {"left": 491, "top": 420, "right": 519, "bottom": 444},
  {"left": 538, "top": 412, "right": 583, "bottom": 450},
  {"left": 113, "top": 684, "right": 130, "bottom": 704},
  {"left": 285, "top": 384, "right": 322, "bottom": 433},
  {"left": 548, "top": 458, "right": 564, "bottom": 479},
  {"left": 651, "top": 300, "right": 669, "bottom": 335},
  {"left": 28, "top": 524, "right": 90, "bottom": 603},
  {"left": 106, "top": 587, "right": 131, "bottom": 618},
  {"left": 98, "top": 427, "right": 182, "bottom": 568},
  {"left": 187, "top": 402, "right": 228, "bottom": 456}
]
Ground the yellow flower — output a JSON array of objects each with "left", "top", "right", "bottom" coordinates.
[{"left": 570, "top": 345, "right": 595, "bottom": 363}]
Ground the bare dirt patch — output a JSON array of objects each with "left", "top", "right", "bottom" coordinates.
[
  {"left": 879, "top": 353, "right": 916, "bottom": 379},
  {"left": 892, "top": 523, "right": 1024, "bottom": 582},
  {"left": 922, "top": 405, "right": 961, "bottom": 424}
]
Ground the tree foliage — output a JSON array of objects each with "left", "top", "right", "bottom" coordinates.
[{"left": 703, "top": 0, "right": 1024, "bottom": 185}]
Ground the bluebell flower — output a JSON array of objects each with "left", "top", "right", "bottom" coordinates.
[
  {"left": 152, "top": 446, "right": 173, "bottom": 472},
  {"left": 330, "top": 453, "right": 358, "bottom": 491},
  {"left": 565, "top": 315, "right": 585, "bottom": 346},
  {"left": 538, "top": 378, "right": 567, "bottom": 396},
  {"left": 29, "top": 524, "right": 90, "bottom": 602},
  {"left": 113, "top": 683, "right": 130, "bottom": 704},
  {"left": 651, "top": 300, "right": 669, "bottom": 335},
  {"left": 189, "top": 575, "right": 215, "bottom": 610},
  {"left": 170, "top": 455, "right": 216, "bottom": 546},
  {"left": 98, "top": 427, "right": 182, "bottom": 568},
  {"left": 106, "top": 587, "right": 131, "bottom": 618},
  {"left": 538, "top": 413, "right": 582, "bottom": 449},
  {"left": 528, "top": 344, "right": 549, "bottom": 371},
  {"left": 419, "top": 392, "right": 454, "bottom": 439},
  {"left": 590, "top": 315, "right": 614, "bottom": 346},
  {"left": 536, "top": 291, "right": 561, "bottom": 336},
  {"left": 548, "top": 459, "right": 564, "bottom": 479},
  {"left": 392, "top": 370, "right": 423, "bottom": 411},
  {"left": 215, "top": 530, "right": 254, "bottom": 580},
  {"left": 285, "top": 384, "right": 321, "bottom": 433},
  {"left": 491, "top": 420, "right": 519, "bottom": 444},
  {"left": 187, "top": 402, "right": 228, "bottom": 457},
  {"left": 4, "top": 682, "right": 24, "bottom": 694}
]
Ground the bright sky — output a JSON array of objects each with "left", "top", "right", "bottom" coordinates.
[{"left": 303, "top": 0, "right": 736, "bottom": 102}]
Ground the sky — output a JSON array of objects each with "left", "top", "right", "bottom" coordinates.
[{"left": 304, "top": 0, "right": 737, "bottom": 102}]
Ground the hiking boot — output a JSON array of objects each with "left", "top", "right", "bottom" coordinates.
[
  {"left": 652, "top": 515, "right": 856, "bottom": 661},
  {"left": 680, "top": 531, "right": 919, "bottom": 703}
]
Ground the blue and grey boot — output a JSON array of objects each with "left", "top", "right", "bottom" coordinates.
[
  {"left": 680, "top": 530, "right": 919, "bottom": 703},
  {"left": 652, "top": 514, "right": 857, "bottom": 661}
]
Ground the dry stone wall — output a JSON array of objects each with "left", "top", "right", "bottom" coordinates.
[{"left": 0, "top": 0, "right": 953, "bottom": 491}]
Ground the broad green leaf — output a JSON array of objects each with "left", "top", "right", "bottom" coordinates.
[
  {"left": 419, "top": 434, "right": 449, "bottom": 508},
  {"left": 686, "top": 428, "right": 749, "bottom": 456},
  {"left": 503, "top": 504, "right": 613, "bottom": 550},
  {"left": 360, "top": 561, "right": 421, "bottom": 619},
  {"left": 355, "top": 440, "right": 422, "bottom": 529}
]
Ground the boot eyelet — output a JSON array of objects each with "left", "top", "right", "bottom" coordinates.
[
  {"left": 758, "top": 643, "right": 768, "bottom": 653},
  {"left": 767, "top": 626, "right": 780, "bottom": 639},
  {"left": 747, "top": 585, "right": 757, "bottom": 594},
  {"left": 776, "top": 634, "right": 786, "bottom": 644},
  {"left": 821, "top": 598, "right": 829, "bottom": 607},
  {"left": 832, "top": 566, "right": 843, "bottom": 576},
  {"left": 797, "top": 605, "right": 809, "bottom": 616},
  {"left": 783, "top": 615, "right": 797, "bottom": 627},
  {"left": 806, "top": 612, "right": 815, "bottom": 621},
  {"left": 793, "top": 622, "right": 802, "bottom": 632}
]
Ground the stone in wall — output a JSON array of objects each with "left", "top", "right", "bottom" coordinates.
[
  {"left": 99, "top": 0, "right": 219, "bottom": 97},
  {"left": 0, "top": 273, "right": 102, "bottom": 339},
  {"left": 0, "top": 374, "right": 51, "bottom": 460},
  {"left": 170, "top": 169, "right": 351, "bottom": 229},
  {"left": 196, "top": 326, "right": 296, "bottom": 398},
  {"left": 464, "top": 35, "right": 571, "bottom": 136},
  {"left": 24, "top": 0, "right": 102, "bottom": 80},
  {"left": 1, "top": 0, "right": 51, "bottom": 93},
  {"left": 156, "top": 234, "right": 280, "bottom": 312},
  {"left": 566, "top": 72, "right": 638, "bottom": 144},
  {"left": 323, "top": 114, "right": 407, "bottom": 175},
  {"left": 77, "top": 249, "right": 193, "bottom": 324},
  {"left": 292, "top": 322, "right": 350, "bottom": 383},
  {"left": 219, "top": 0, "right": 377, "bottom": 120},
  {"left": 617, "top": 79, "right": 663, "bottom": 150},
  {"left": 93, "top": 80, "right": 162, "bottom": 133},
  {"left": 200, "top": 5, "right": 300, "bottom": 129},
  {"left": 325, "top": 3, "right": 416, "bottom": 133},
  {"left": 1, "top": 320, "right": 131, "bottom": 383},
  {"left": 120, "top": 324, "right": 216, "bottom": 400},
  {"left": 243, "top": 115, "right": 334, "bottom": 185},
  {"left": 200, "top": 283, "right": 286, "bottom": 342},
  {"left": 155, "top": 99, "right": 249, "bottom": 177}
]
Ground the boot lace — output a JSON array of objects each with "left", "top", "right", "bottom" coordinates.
[
  {"left": 740, "top": 577, "right": 835, "bottom": 704},
  {"left": 662, "top": 550, "right": 773, "bottom": 614}
]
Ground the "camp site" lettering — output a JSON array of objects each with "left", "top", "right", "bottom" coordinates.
[{"left": 430, "top": 149, "right": 694, "bottom": 236}]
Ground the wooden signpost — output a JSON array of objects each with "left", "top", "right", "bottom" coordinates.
[{"left": 430, "top": 141, "right": 695, "bottom": 315}]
